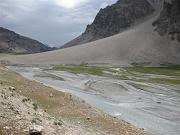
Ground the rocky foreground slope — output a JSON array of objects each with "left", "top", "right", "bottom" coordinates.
[{"left": 0, "top": 27, "right": 54, "bottom": 54}]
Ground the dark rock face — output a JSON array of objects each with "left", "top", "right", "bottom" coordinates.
[
  {"left": 0, "top": 27, "right": 54, "bottom": 54},
  {"left": 62, "top": 0, "right": 155, "bottom": 48},
  {"left": 153, "top": 0, "right": 180, "bottom": 42}
]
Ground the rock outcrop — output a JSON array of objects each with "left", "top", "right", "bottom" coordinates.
[
  {"left": 0, "top": 27, "right": 55, "bottom": 54},
  {"left": 62, "top": 0, "right": 155, "bottom": 48},
  {"left": 153, "top": 0, "right": 180, "bottom": 42}
]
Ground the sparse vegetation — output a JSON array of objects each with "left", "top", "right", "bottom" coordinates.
[
  {"left": 125, "top": 66, "right": 180, "bottom": 85},
  {"left": 32, "top": 103, "right": 38, "bottom": 111},
  {"left": 31, "top": 117, "right": 42, "bottom": 124},
  {"left": 51, "top": 65, "right": 180, "bottom": 85},
  {"left": 54, "top": 119, "right": 63, "bottom": 126},
  {"left": 22, "top": 98, "right": 30, "bottom": 103},
  {"left": 52, "top": 65, "right": 106, "bottom": 76},
  {"left": 138, "top": 78, "right": 180, "bottom": 85},
  {"left": 126, "top": 66, "right": 180, "bottom": 77}
]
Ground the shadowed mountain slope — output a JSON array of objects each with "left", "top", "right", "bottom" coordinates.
[
  {"left": 0, "top": 27, "right": 54, "bottom": 54},
  {"left": 62, "top": 0, "right": 155, "bottom": 48}
]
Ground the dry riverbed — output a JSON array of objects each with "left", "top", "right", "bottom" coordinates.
[
  {"left": 9, "top": 65, "right": 180, "bottom": 135},
  {"left": 0, "top": 65, "right": 148, "bottom": 135}
]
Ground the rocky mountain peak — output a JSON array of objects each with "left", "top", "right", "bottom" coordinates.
[
  {"left": 62, "top": 0, "right": 155, "bottom": 48},
  {"left": 153, "top": 0, "right": 180, "bottom": 42}
]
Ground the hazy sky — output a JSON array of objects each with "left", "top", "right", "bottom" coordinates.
[{"left": 0, "top": 0, "right": 117, "bottom": 47}]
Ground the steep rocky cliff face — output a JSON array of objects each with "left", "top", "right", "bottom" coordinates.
[
  {"left": 62, "top": 0, "right": 155, "bottom": 48},
  {"left": 153, "top": 0, "right": 180, "bottom": 42},
  {"left": 0, "top": 27, "right": 54, "bottom": 54}
]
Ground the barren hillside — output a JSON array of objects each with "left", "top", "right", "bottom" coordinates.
[{"left": 0, "top": 27, "right": 54, "bottom": 54}]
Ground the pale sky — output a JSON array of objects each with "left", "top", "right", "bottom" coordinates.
[{"left": 0, "top": 0, "right": 117, "bottom": 47}]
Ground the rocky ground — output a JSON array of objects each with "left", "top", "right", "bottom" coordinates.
[
  {"left": 0, "top": 82, "right": 98, "bottom": 135},
  {"left": 0, "top": 65, "right": 149, "bottom": 135},
  {"left": 0, "top": 85, "right": 64, "bottom": 135}
]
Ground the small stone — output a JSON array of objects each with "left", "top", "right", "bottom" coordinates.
[
  {"left": 15, "top": 109, "right": 20, "bottom": 115},
  {"left": 49, "top": 93, "right": 53, "bottom": 98},
  {"left": 140, "top": 128, "right": 145, "bottom": 131},
  {"left": 10, "top": 93, "right": 14, "bottom": 97},
  {"left": 24, "top": 129, "right": 29, "bottom": 133},
  {"left": 1, "top": 101, "right": 5, "bottom": 105},
  {"left": 86, "top": 117, "right": 90, "bottom": 121},
  {"left": 9, "top": 106, "right": 14, "bottom": 111},
  {"left": 9, "top": 86, "right": 15, "bottom": 91},
  {"left": 29, "top": 125, "right": 44, "bottom": 135},
  {"left": 38, "top": 111, "right": 44, "bottom": 116},
  {"left": 3, "top": 126, "right": 10, "bottom": 131}
]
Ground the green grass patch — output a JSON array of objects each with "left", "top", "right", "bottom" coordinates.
[
  {"left": 52, "top": 65, "right": 106, "bottom": 76},
  {"left": 123, "top": 67, "right": 180, "bottom": 85},
  {"left": 139, "top": 78, "right": 180, "bottom": 85},
  {"left": 51, "top": 65, "right": 180, "bottom": 85},
  {"left": 126, "top": 66, "right": 180, "bottom": 77},
  {"left": 32, "top": 103, "right": 38, "bottom": 111}
]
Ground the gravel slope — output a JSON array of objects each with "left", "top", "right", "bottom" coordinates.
[{"left": 0, "top": 14, "right": 180, "bottom": 66}]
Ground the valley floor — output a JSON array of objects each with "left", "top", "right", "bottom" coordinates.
[
  {"left": 9, "top": 65, "right": 180, "bottom": 135},
  {"left": 0, "top": 65, "right": 148, "bottom": 135}
]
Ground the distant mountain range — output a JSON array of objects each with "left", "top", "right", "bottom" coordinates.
[{"left": 0, "top": 27, "right": 55, "bottom": 54}]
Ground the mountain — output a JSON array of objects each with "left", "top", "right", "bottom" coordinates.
[
  {"left": 1, "top": 0, "right": 180, "bottom": 66},
  {"left": 0, "top": 27, "right": 54, "bottom": 54},
  {"left": 62, "top": 0, "right": 155, "bottom": 48},
  {"left": 153, "top": 0, "right": 180, "bottom": 41}
]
